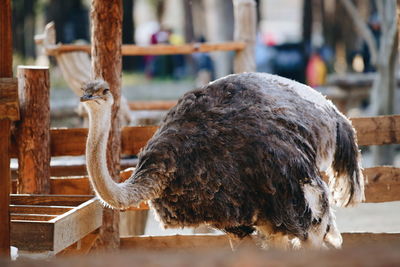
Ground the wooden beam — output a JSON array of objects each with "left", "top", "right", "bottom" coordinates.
[
  {"left": 121, "top": 126, "right": 158, "bottom": 155},
  {"left": 10, "top": 194, "right": 93, "bottom": 206},
  {"left": 11, "top": 158, "right": 137, "bottom": 178},
  {"left": 42, "top": 165, "right": 400, "bottom": 208},
  {"left": 50, "top": 177, "right": 93, "bottom": 195},
  {"left": 364, "top": 166, "right": 400, "bottom": 202},
  {"left": 233, "top": 0, "right": 256, "bottom": 73},
  {"left": 9, "top": 115, "right": 400, "bottom": 159},
  {"left": 0, "top": 120, "right": 11, "bottom": 258},
  {"left": 0, "top": 0, "right": 13, "bottom": 258},
  {"left": 49, "top": 128, "right": 88, "bottom": 156},
  {"left": 10, "top": 205, "right": 72, "bottom": 215},
  {"left": 0, "top": 0, "right": 12, "bottom": 78},
  {"left": 10, "top": 126, "right": 157, "bottom": 157},
  {"left": 45, "top": 42, "right": 246, "bottom": 56},
  {"left": 124, "top": 42, "right": 246, "bottom": 55},
  {"left": 7, "top": 115, "right": 400, "bottom": 162},
  {"left": 49, "top": 167, "right": 134, "bottom": 195},
  {"left": 128, "top": 100, "right": 177, "bottom": 110},
  {"left": 57, "top": 230, "right": 99, "bottom": 256},
  {"left": 11, "top": 214, "right": 57, "bottom": 221},
  {"left": 91, "top": 0, "right": 122, "bottom": 250},
  {"left": 351, "top": 115, "right": 400, "bottom": 146},
  {"left": 52, "top": 198, "right": 102, "bottom": 254},
  {"left": 0, "top": 78, "right": 19, "bottom": 120},
  {"left": 120, "top": 233, "right": 400, "bottom": 250},
  {"left": 341, "top": 233, "right": 400, "bottom": 248},
  {"left": 120, "top": 234, "right": 234, "bottom": 250},
  {"left": 10, "top": 196, "right": 102, "bottom": 253},
  {"left": 16, "top": 66, "right": 51, "bottom": 194}
]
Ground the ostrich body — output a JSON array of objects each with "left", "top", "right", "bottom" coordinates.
[{"left": 81, "top": 73, "right": 364, "bottom": 249}]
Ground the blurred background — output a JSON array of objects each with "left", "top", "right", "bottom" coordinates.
[{"left": 10, "top": 0, "right": 400, "bottom": 236}]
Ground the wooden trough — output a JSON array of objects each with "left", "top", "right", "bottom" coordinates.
[{"left": 10, "top": 195, "right": 102, "bottom": 254}]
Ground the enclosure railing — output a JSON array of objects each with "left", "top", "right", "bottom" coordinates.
[{"left": 8, "top": 113, "right": 400, "bottom": 251}]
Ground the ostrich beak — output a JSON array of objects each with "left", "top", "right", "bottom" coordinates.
[{"left": 80, "top": 94, "right": 101, "bottom": 102}]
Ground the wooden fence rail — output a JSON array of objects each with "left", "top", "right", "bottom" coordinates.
[
  {"left": 9, "top": 114, "right": 400, "bottom": 208},
  {"left": 11, "top": 165, "right": 398, "bottom": 206},
  {"left": 119, "top": 233, "right": 400, "bottom": 250},
  {"left": 9, "top": 115, "right": 400, "bottom": 158},
  {"left": 43, "top": 42, "right": 246, "bottom": 56}
]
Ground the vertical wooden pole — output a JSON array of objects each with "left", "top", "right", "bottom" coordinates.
[
  {"left": 0, "top": 120, "right": 11, "bottom": 259},
  {"left": 203, "top": 0, "right": 235, "bottom": 78},
  {"left": 16, "top": 66, "right": 51, "bottom": 194},
  {"left": 91, "top": 0, "right": 122, "bottom": 249},
  {"left": 233, "top": 0, "right": 257, "bottom": 73},
  {"left": 0, "top": 0, "right": 13, "bottom": 259}
]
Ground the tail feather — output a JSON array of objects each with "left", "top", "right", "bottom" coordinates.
[{"left": 330, "top": 116, "right": 365, "bottom": 207}]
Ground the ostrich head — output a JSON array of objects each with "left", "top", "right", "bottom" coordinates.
[{"left": 80, "top": 79, "right": 113, "bottom": 107}]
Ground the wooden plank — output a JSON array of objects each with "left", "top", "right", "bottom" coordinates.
[
  {"left": 121, "top": 42, "right": 246, "bottom": 55},
  {"left": 46, "top": 42, "right": 246, "bottom": 56},
  {"left": 351, "top": 115, "right": 400, "bottom": 146},
  {"left": 0, "top": 0, "right": 12, "bottom": 77},
  {"left": 52, "top": 198, "right": 103, "bottom": 254},
  {"left": 91, "top": 0, "right": 122, "bottom": 250},
  {"left": 57, "top": 230, "right": 99, "bottom": 256},
  {"left": 121, "top": 126, "right": 158, "bottom": 155},
  {"left": 120, "top": 234, "right": 233, "bottom": 250},
  {"left": 0, "top": 78, "right": 19, "bottom": 120},
  {"left": 10, "top": 221, "right": 54, "bottom": 251},
  {"left": 128, "top": 100, "right": 177, "bottom": 110},
  {"left": 49, "top": 166, "right": 133, "bottom": 195},
  {"left": 49, "top": 128, "right": 87, "bottom": 157},
  {"left": 364, "top": 166, "right": 400, "bottom": 203},
  {"left": 342, "top": 232, "right": 400, "bottom": 248},
  {"left": 42, "top": 166, "right": 400, "bottom": 205},
  {"left": 12, "top": 164, "right": 400, "bottom": 205},
  {"left": 16, "top": 66, "right": 51, "bottom": 194},
  {"left": 233, "top": 0, "right": 256, "bottom": 73},
  {"left": 10, "top": 126, "right": 157, "bottom": 158},
  {"left": 9, "top": 116, "right": 400, "bottom": 158},
  {"left": 11, "top": 214, "right": 57, "bottom": 221},
  {"left": 120, "top": 233, "right": 400, "bottom": 250},
  {"left": 10, "top": 194, "right": 92, "bottom": 206},
  {"left": 0, "top": 0, "right": 13, "bottom": 257},
  {"left": 10, "top": 197, "right": 102, "bottom": 253},
  {"left": 0, "top": 119, "right": 11, "bottom": 258},
  {"left": 10, "top": 205, "right": 72, "bottom": 215},
  {"left": 12, "top": 158, "right": 136, "bottom": 180},
  {"left": 50, "top": 177, "right": 93, "bottom": 195}
]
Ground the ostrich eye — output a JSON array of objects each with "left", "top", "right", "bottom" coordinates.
[{"left": 103, "top": 89, "right": 110, "bottom": 95}]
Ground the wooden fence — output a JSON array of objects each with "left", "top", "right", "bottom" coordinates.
[
  {"left": 8, "top": 114, "right": 400, "bottom": 252},
  {"left": 9, "top": 115, "right": 400, "bottom": 204}
]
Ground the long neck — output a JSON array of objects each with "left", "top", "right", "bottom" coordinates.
[{"left": 86, "top": 105, "right": 137, "bottom": 208}]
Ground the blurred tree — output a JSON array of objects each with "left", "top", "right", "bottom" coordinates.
[
  {"left": 183, "top": 0, "right": 195, "bottom": 43},
  {"left": 45, "top": 0, "right": 89, "bottom": 43},
  {"left": 340, "top": 0, "right": 398, "bottom": 165},
  {"left": 122, "top": 0, "right": 137, "bottom": 70},
  {"left": 203, "top": 0, "right": 234, "bottom": 78},
  {"left": 12, "top": 0, "right": 37, "bottom": 59}
]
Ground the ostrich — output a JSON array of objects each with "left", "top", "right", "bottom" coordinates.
[{"left": 80, "top": 73, "right": 364, "bottom": 249}]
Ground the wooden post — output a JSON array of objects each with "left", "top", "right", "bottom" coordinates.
[
  {"left": 0, "top": 0, "right": 17, "bottom": 259},
  {"left": 0, "top": 120, "right": 11, "bottom": 259},
  {"left": 233, "top": 0, "right": 257, "bottom": 73},
  {"left": 15, "top": 66, "right": 51, "bottom": 194},
  {"left": 91, "top": 0, "right": 122, "bottom": 249}
]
